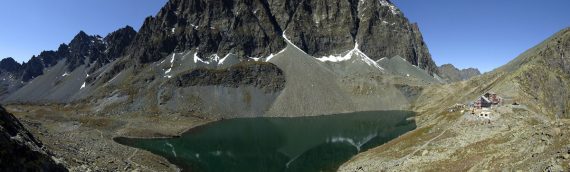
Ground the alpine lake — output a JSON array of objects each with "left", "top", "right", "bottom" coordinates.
[{"left": 114, "top": 111, "right": 416, "bottom": 172}]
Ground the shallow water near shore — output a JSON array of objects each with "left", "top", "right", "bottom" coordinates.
[{"left": 114, "top": 111, "right": 416, "bottom": 172}]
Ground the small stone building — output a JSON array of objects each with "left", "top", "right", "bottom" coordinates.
[{"left": 480, "top": 94, "right": 493, "bottom": 108}]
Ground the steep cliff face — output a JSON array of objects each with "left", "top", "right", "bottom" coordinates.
[
  {"left": 66, "top": 28, "right": 136, "bottom": 72},
  {"left": 127, "top": 0, "right": 286, "bottom": 64},
  {"left": 438, "top": 64, "right": 481, "bottom": 82},
  {"left": 65, "top": 31, "right": 106, "bottom": 71},
  {"left": 101, "top": 26, "right": 137, "bottom": 66},
  {"left": 0, "top": 106, "right": 67, "bottom": 171},
  {"left": 127, "top": 0, "right": 439, "bottom": 75}
]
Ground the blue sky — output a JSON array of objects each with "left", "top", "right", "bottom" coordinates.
[
  {"left": 393, "top": 0, "right": 570, "bottom": 72},
  {"left": 0, "top": 0, "right": 167, "bottom": 63},
  {"left": 1, "top": 1, "right": 569, "bottom": 72}
]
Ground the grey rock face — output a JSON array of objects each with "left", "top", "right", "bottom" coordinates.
[
  {"left": 0, "top": 58, "right": 22, "bottom": 73},
  {"left": 88, "top": 26, "right": 137, "bottom": 74},
  {"left": 127, "top": 0, "right": 286, "bottom": 64},
  {"left": 438, "top": 64, "right": 481, "bottom": 82},
  {"left": 22, "top": 56, "right": 45, "bottom": 82},
  {"left": 66, "top": 31, "right": 107, "bottom": 71},
  {"left": 127, "top": 0, "right": 439, "bottom": 75},
  {"left": 0, "top": 105, "right": 67, "bottom": 171},
  {"left": 173, "top": 61, "right": 286, "bottom": 93},
  {"left": 0, "top": 58, "right": 25, "bottom": 99},
  {"left": 104, "top": 26, "right": 137, "bottom": 62}
]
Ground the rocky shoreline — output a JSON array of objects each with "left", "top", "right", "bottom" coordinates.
[{"left": 6, "top": 104, "right": 212, "bottom": 171}]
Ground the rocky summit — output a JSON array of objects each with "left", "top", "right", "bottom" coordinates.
[
  {"left": 127, "top": 0, "right": 438, "bottom": 75},
  {"left": 438, "top": 63, "right": 481, "bottom": 82}
]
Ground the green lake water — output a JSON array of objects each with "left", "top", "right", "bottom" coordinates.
[{"left": 114, "top": 111, "right": 416, "bottom": 172}]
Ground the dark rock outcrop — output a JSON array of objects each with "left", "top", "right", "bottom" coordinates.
[
  {"left": 66, "top": 31, "right": 106, "bottom": 71},
  {"left": 438, "top": 64, "right": 481, "bottom": 82},
  {"left": 126, "top": 0, "right": 286, "bottom": 64},
  {"left": 21, "top": 56, "right": 45, "bottom": 82},
  {"left": 126, "top": 0, "right": 439, "bottom": 75},
  {"left": 39, "top": 51, "right": 60, "bottom": 68},
  {"left": 173, "top": 62, "right": 286, "bottom": 93},
  {"left": 0, "top": 58, "right": 25, "bottom": 98},
  {"left": 65, "top": 26, "right": 137, "bottom": 73},
  {"left": 86, "top": 26, "right": 137, "bottom": 74},
  {"left": 0, "top": 58, "right": 22, "bottom": 74},
  {"left": 0, "top": 105, "right": 67, "bottom": 171},
  {"left": 103, "top": 26, "right": 137, "bottom": 63}
]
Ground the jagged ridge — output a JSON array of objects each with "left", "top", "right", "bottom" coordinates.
[
  {"left": 126, "top": 0, "right": 439, "bottom": 75},
  {"left": 438, "top": 64, "right": 481, "bottom": 82}
]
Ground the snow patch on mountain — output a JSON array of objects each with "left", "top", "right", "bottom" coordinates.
[
  {"left": 379, "top": 0, "right": 399, "bottom": 15},
  {"left": 264, "top": 31, "right": 308, "bottom": 62},
  {"left": 218, "top": 54, "right": 232, "bottom": 65},
  {"left": 164, "top": 53, "right": 176, "bottom": 78},
  {"left": 282, "top": 31, "right": 307, "bottom": 55},
  {"left": 317, "top": 42, "right": 385, "bottom": 71},
  {"left": 193, "top": 52, "right": 207, "bottom": 64}
]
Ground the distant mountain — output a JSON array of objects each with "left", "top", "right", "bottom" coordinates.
[
  {"left": 3, "top": 26, "right": 136, "bottom": 82},
  {"left": 0, "top": 26, "right": 136, "bottom": 100},
  {"left": 438, "top": 64, "right": 481, "bottom": 82}
]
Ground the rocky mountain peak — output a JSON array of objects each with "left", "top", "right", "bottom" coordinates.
[
  {"left": 66, "top": 31, "right": 106, "bottom": 71},
  {"left": 0, "top": 26, "right": 138, "bottom": 84},
  {"left": 103, "top": 26, "right": 137, "bottom": 61},
  {"left": 0, "top": 57, "right": 22, "bottom": 73},
  {"left": 126, "top": 0, "right": 439, "bottom": 75},
  {"left": 75, "top": 30, "right": 89, "bottom": 38},
  {"left": 438, "top": 63, "right": 481, "bottom": 82}
]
